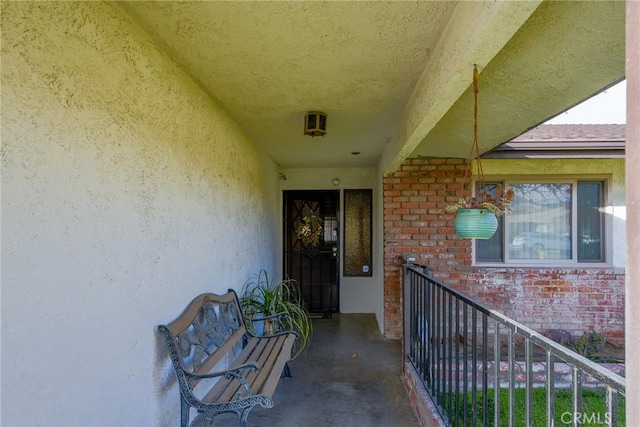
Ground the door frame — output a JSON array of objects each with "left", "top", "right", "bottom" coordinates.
[{"left": 282, "top": 189, "right": 340, "bottom": 314}]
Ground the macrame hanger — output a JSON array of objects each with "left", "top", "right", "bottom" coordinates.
[{"left": 464, "top": 64, "right": 486, "bottom": 191}]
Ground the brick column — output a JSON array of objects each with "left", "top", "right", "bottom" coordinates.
[{"left": 383, "top": 158, "right": 472, "bottom": 338}]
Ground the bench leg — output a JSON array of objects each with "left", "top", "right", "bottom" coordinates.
[
  {"left": 283, "top": 362, "right": 292, "bottom": 378},
  {"left": 239, "top": 406, "right": 253, "bottom": 427},
  {"left": 180, "top": 398, "right": 190, "bottom": 427},
  {"left": 199, "top": 407, "right": 257, "bottom": 427}
]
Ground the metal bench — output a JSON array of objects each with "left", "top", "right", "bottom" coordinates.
[{"left": 158, "top": 291, "right": 297, "bottom": 427}]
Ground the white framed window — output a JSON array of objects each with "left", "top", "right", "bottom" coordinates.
[{"left": 475, "top": 178, "right": 607, "bottom": 265}]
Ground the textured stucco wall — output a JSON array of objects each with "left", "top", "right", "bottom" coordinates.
[{"left": 1, "top": 2, "right": 279, "bottom": 425}]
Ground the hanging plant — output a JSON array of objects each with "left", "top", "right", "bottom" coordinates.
[
  {"left": 445, "top": 184, "right": 515, "bottom": 217},
  {"left": 294, "top": 210, "right": 324, "bottom": 247},
  {"left": 445, "top": 65, "right": 515, "bottom": 239}
]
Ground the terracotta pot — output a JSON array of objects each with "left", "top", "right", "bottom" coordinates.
[{"left": 454, "top": 209, "right": 498, "bottom": 239}]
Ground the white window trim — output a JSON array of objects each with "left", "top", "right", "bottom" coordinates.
[{"left": 472, "top": 176, "right": 612, "bottom": 268}]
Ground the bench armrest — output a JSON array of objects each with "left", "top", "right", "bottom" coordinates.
[
  {"left": 248, "top": 311, "right": 290, "bottom": 323},
  {"left": 185, "top": 362, "right": 259, "bottom": 399}
]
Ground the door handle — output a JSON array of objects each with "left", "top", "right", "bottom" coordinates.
[{"left": 332, "top": 246, "right": 338, "bottom": 257}]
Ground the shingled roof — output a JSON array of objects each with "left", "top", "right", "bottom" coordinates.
[{"left": 483, "top": 124, "right": 626, "bottom": 158}]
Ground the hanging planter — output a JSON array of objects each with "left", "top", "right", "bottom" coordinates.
[
  {"left": 446, "top": 185, "right": 514, "bottom": 240},
  {"left": 446, "top": 186, "right": 513, "bottom": 239},
  {"left": 453, "top": 209, "right": 498, "bottom": 239},
  {"left": 445, "top": 65, "right": 515, "bottom": 240}
]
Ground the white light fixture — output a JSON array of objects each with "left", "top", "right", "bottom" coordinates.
[{"left": 304, "top": 111, "right": 327, "bottom": 137}]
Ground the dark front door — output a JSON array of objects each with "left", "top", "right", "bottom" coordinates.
[{"left": 283, "top": 190, "right": 339, "bottom": 315}]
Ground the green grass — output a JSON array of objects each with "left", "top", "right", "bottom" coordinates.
[{"left": 438, "top": 388, "right": 625, "bottom": 426}]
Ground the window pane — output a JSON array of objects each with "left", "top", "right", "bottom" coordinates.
[
  {"left": 344, "top": 189, "right": 372, "bottom": 276},
  {"left": 476, "top": 182, "right": 503, "bottom": 262},
  {"left": 577, "top": 182, "right": 604, "bottom": 262},
  {"left": 509, "top": 183, "right": 572, "bottom": 260}
]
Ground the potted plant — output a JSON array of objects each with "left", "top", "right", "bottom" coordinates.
[
  {"left": 446, "top": 65, "right": 515, "bottom": 239},
  {"left": 445, "top": 184, "right": 515, "bottom": 239},
  {"left": 239, "top": 269, "right": 312, "bottom": 359}
]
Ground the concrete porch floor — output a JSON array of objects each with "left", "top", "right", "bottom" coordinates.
[{"left": 220, "top": 313, "right": 420, "bottom": 426}]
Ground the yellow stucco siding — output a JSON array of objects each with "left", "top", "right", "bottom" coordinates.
[
  {"left": 478, "top": 158, "right": 624, "bottom": 178},
  {"left": 1, "top": 2, "right": 279, "bottom": 425}
]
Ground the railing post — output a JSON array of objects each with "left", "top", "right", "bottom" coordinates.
[
  {"left": 402, "top": 263, "right": 411, "bottom": 363},
  {"left": 421, "top": 264, "right": 430, "bottom": 276}
]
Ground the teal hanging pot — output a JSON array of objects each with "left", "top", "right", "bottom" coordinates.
[{"left": 453, "top": 209, "right": 498, "bottom": 239}]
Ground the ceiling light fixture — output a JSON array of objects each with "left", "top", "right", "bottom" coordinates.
[{"left": 304, "top": 111, "right": 327, "bottom": 137}]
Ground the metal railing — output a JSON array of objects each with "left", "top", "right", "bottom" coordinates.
[{"left": 403, "top": 264, "right": 626, "bottom": 427}]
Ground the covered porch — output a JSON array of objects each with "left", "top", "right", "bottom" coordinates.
[
  {"left": 242, "top": 313, "right": 420, "bottom": 426},
  {"left": 2, "top": 1, "right": 638, "bottom": 425}
]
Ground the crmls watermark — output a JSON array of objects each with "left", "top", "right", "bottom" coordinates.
[{"left": 561, "top": 412, "right": 612, "bottom": 425}]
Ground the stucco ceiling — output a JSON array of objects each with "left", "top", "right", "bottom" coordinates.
[{"left": 116, "top": 1, "right": 625, "bottom": 172}]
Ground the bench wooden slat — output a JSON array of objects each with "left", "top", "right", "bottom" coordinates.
[
  {"left": 202, "top": 334, "right": 294, "bottom": 404},
  {"left": 200, "top": 338, "right": 264, "bottom": 403},
  {"left": 191, "top": 327, "right": 246, "bottom": 385},
  {"left": 225, "top": 335, "right": 289, "bottom": 399},
  {"left": 164, "top": 292, "right": 238, "bottom": 335},
  {"left": 254, "top": 334, "right": 296, "bottom": 397}
]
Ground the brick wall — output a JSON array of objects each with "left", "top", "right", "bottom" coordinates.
[{"left": 383, "top": 157, "right": 625, "bottom": 345}]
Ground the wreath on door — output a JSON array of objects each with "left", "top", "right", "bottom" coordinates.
[{"left": 294, "top": 211, "right": 324, "bottom": 247}]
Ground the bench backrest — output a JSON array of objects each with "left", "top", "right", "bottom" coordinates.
[{"left": 158, "top": 292, "right": 247, "bottom": 395}]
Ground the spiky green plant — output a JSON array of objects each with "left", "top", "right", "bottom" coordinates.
[
  {"left": 446, "top": 184, "right": 515, "bottom": 217},
  {"left": 239, "top": 270, "right": 312, "bottom": 359},
  {"left": 572, "top": 330, "right": 606, "bottom": 361}
]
